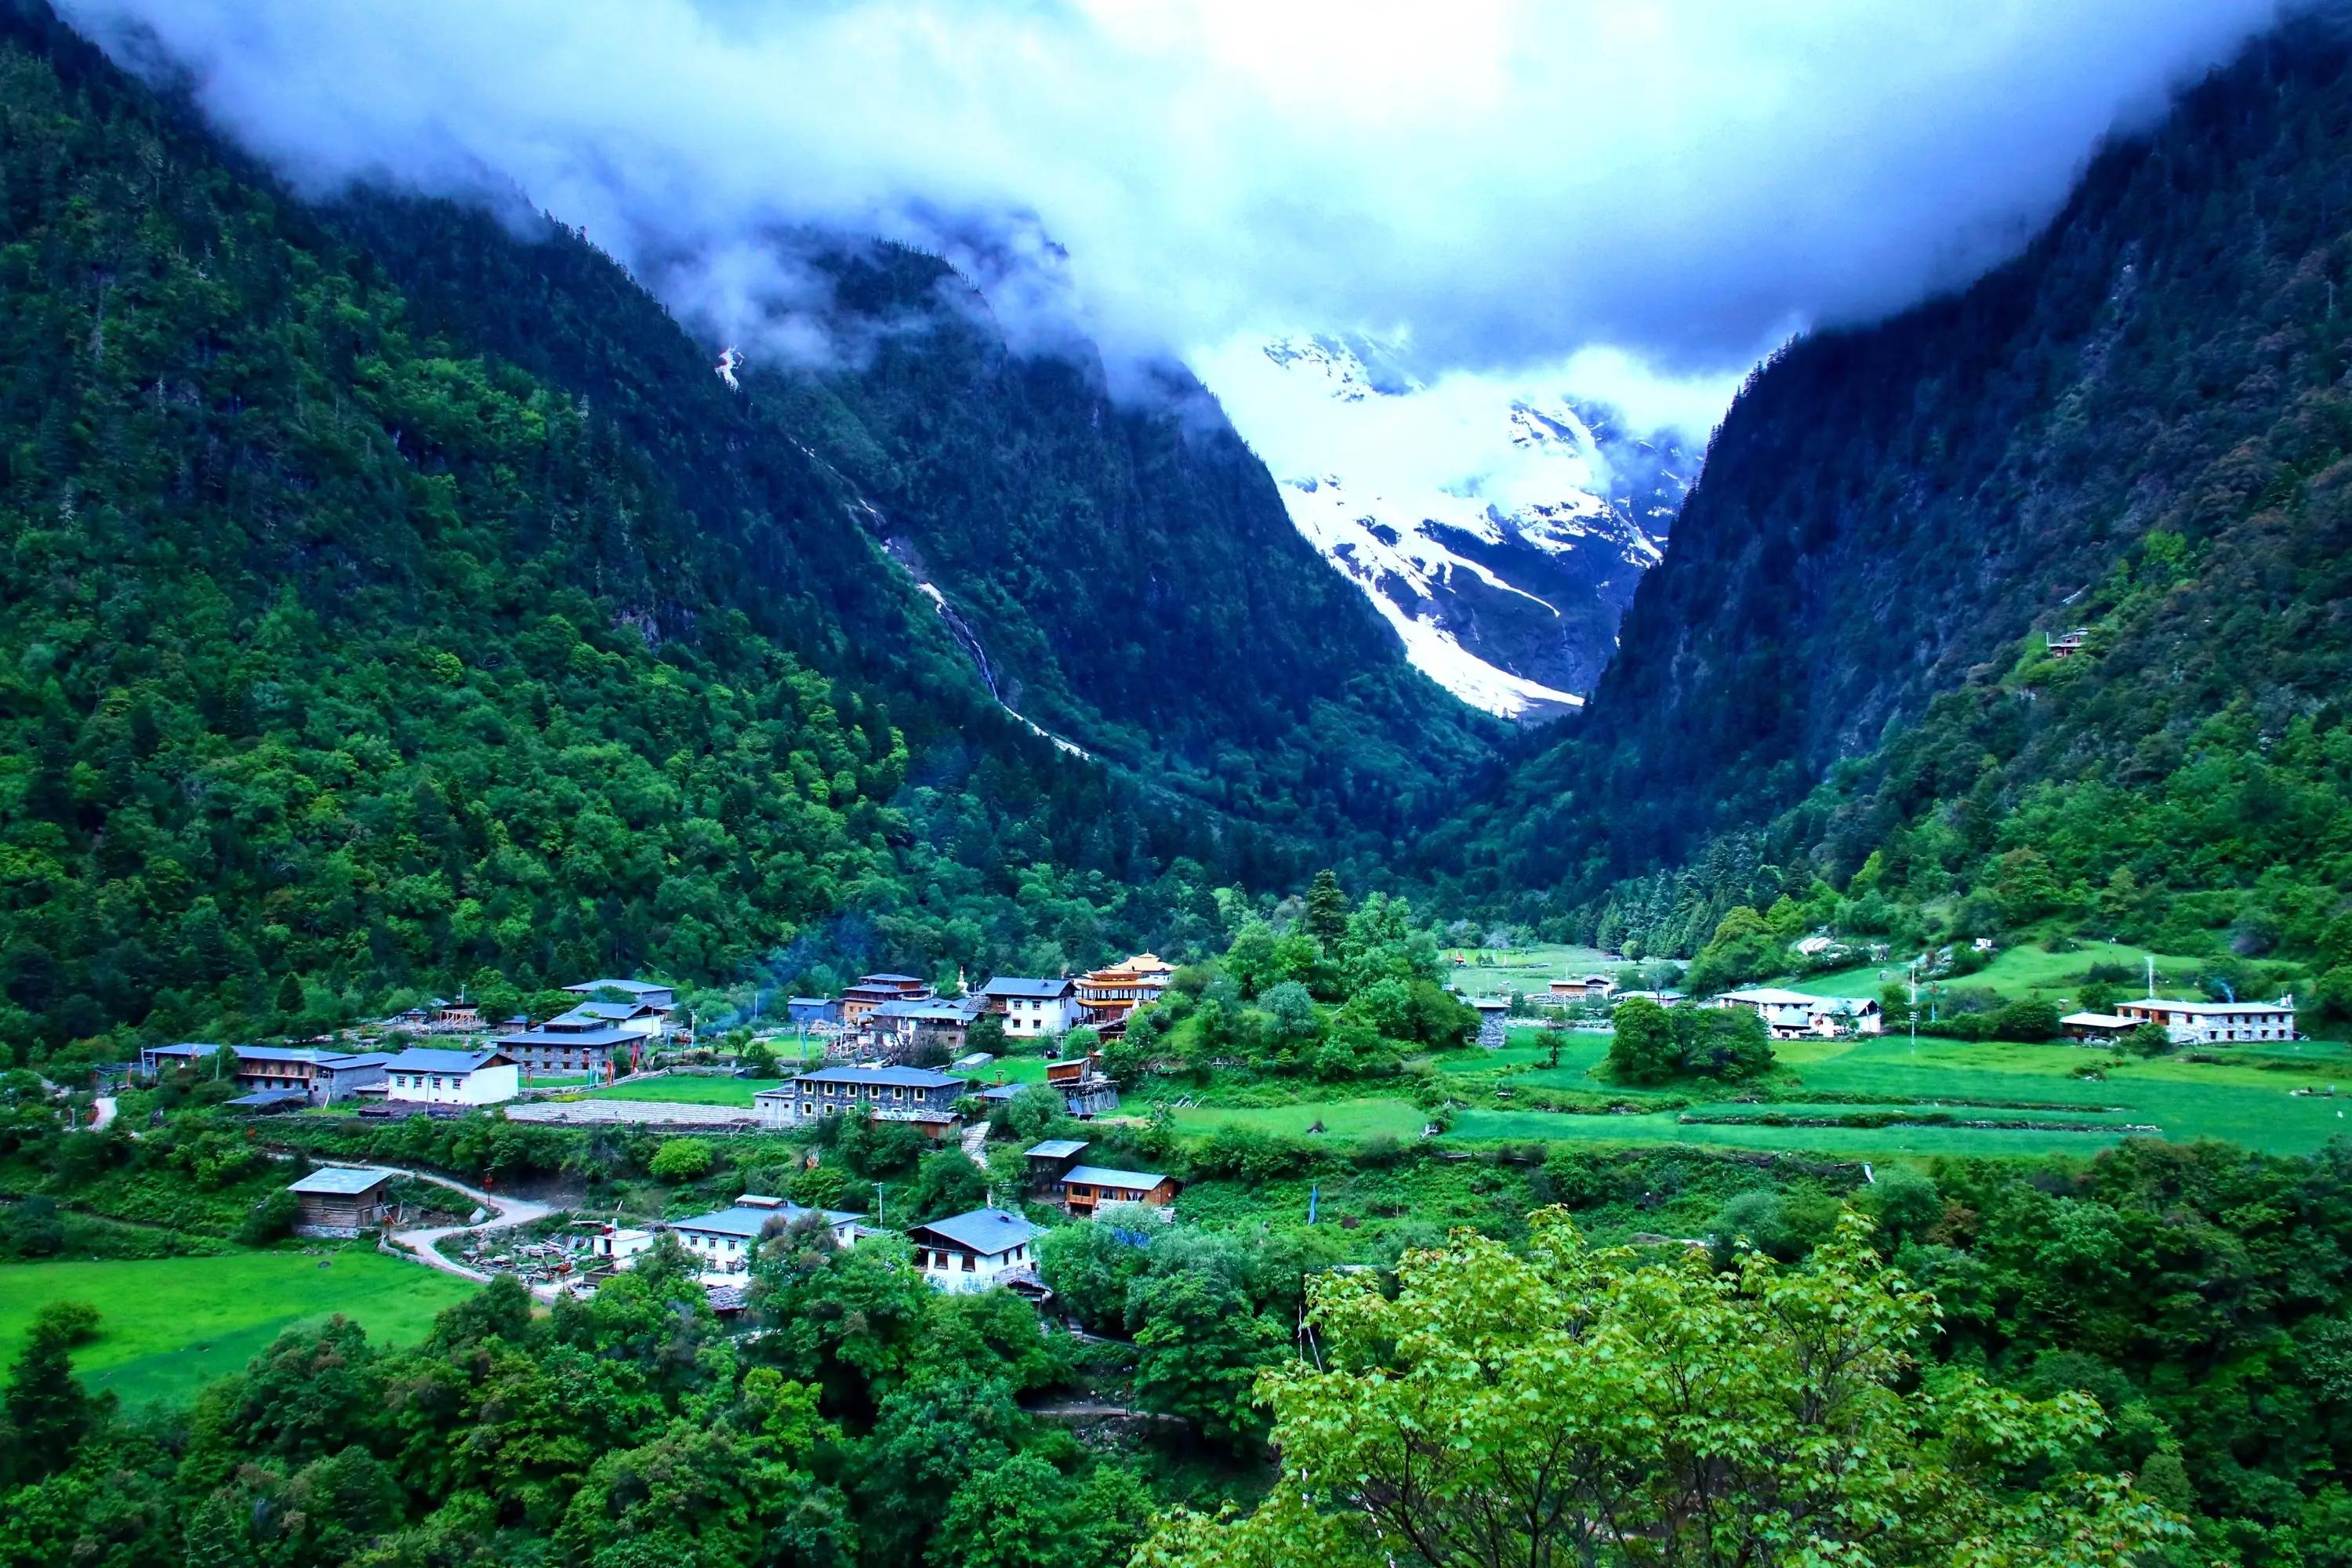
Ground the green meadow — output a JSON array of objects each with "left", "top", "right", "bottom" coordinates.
[{"left": 0, "top": 1250, "right": 479, "bottom": 1410}]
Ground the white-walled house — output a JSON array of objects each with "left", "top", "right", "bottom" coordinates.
[
  {"left": 978, "top": 977, "right": 1083, "bottom": 1038},
  {"left": 2117, "top": 996, "right": 2296, "bottom": 1044},
  {"left": 906, "top": 1207, "right": 1042, "bottom": 1293},
  {"left": 1707, "top": 989, "right": 1884, "bottom": 1040},
  {"left": 669, "top": 1193, "right": 862, "bottom": 1276},
  {"left": 383, "top": 1047, "right": 520, "bottom": 1105}
]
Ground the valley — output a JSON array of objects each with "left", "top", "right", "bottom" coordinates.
[{"left": 5, "top": 2, "right": 2352, "bottom": 1566}]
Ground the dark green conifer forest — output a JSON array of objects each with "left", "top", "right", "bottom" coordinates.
[{"left": 1436, "top": 9, "right": 2352, "bottom": 1011}]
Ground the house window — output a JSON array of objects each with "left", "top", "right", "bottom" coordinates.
[{"left": 960, "top": 1254, "right": 975, "bottom": 1271}]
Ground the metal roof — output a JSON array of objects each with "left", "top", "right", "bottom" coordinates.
[
  {"left": 981, "top": 977, "right": 1074, "bottom": 999},
  {"left": 226, "top": 1089, "right": 311, "bottom": 1107},
  {"left": 385, "top": 1047, "right": 514, "bottom": 1072},
  {"left": 858, "top": 973, "right": 926, "bottom": 985},
  {"left": 913, "top": 1208, "right": 1042, "bottom": 1257},
  {"left": 496, "top": 1025, "right": 641, "bottom": 1047},
  {"left": 551, "top": 1002, "right": 655, "bottom": 1022},
  {"left": 2126, "top": 997, "right": 2294, "bottom": 1014},
  {"left": 1062, "top": 1166, "right": 1171, "bottom": 1191},
  {"left": 673, "top": 1201, "right": 858, "bottom": 1238},
  {"left": 792, "top": 1064, "right": 967, "bottom": 1090},
  {"left": 563, "top": 979, "right": 672, "bottom": 998},
  {"left": 318, "top": 1052, "right": 392, "bottom": 1069},
  {"left": 234, "top": 1044, "right": 332, "bottom": 1063},
  {"left": 1025, "top": 1138, "right": 1090, "bottom": 1160},
  {"left": 287, "top": 1166, "right": 397, "bottom": 1195}
]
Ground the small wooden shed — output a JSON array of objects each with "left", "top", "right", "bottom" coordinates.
[{"left": 286, "top": 1167, "right": 396, "bottom": 1236}]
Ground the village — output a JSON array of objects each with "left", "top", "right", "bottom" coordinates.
[{"left": 122, "top": 946, "right": 2308, "bottom": 1324}]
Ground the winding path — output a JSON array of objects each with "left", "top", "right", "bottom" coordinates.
[{"left": 312, "top": 1160, "right": 555, "bottom": 1288}]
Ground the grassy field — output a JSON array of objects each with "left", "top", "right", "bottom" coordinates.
[
  {"left": 579, "top": 1075, "right": 786, "bottom": 1105},
  {"left": 0, "top": 1250, "right": 479, "bottom": 1410},
  {"left": 1170, "top": 1098, "right": 1428, "bottom": 1140},
  {"left": 1186, "top": 1019, "right": 2352, "bottom": 1161},
  {"left": 1443, "top": 942, "right": 1620, "bottom": 1001}
]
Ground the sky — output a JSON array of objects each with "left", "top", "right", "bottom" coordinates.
[{"left": 61, "top": 0, "right": 2288, "bottom": 471}]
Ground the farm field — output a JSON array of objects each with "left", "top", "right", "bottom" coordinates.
[
  {"left": 1443, "top": 941, "right": 1619, "bottom": 1000},
  {"left": 0, "top": 1250, "right": 479, "bottom": 1410},
  {"left": 1423, "top": 1027, "right": 2352, "bottom": 1157},
  {"left": 579, "top": 1075, "right": 786, "bottom": 1105},
  {"left": 1170, "top": 1097, "right": 1427, "bottom": 1140}
]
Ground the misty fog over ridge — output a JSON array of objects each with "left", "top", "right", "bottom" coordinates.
[{"left": 58, "top": 0, "right": 2293, "bottom": 705}]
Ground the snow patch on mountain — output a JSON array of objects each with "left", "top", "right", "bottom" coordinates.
[{"left": 1200, "top": 334, "right": 1704, "bottom": 722}]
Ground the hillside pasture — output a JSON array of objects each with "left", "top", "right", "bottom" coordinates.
[{"left": 0, "top": 1250, "right": 478, "bottom": 1410}]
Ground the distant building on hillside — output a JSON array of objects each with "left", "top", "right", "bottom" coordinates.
[
  {"left": 2060, "top": 1011, "right": 2140, "bottom": 1044},
  {"left": 2045, "top": 628, "right": 2092, "bottom": 659},
  {"left": 779, "top": 1062, "right": 968, "bottom": 1127},
  {"left": 1074, "top": 955, "right": 1173, "bottom": 1032},
  {"left": 1055, "top": 1164, "right": 1178, "bottom": 1218},
  {"left": 906, "top": 1208, "right": 1043, "bottom": 1294},
  {"left": 1549, "top": 975, "right": 1616, "bottom": 1002},
  {"left": 563, "top": 978, "right": 677, "bottom": 1012},
  {"left": 383, "top": 1047, "right": 519, "bottom": 1105},
  {"left": 2116, "top": 996, "right": 2295, "bottom": 1044},
  {"left": 787, "top": 996, "right": 843, "bottom": 1028},
  {"left": 136, "top": 1042, "right": 220, "bottom": 1080},
  {"left": 977, "top": 976, "right": 1082, "bottom": 1038},
  {"left": 286, "top": 1167, "right": 396, "bottom": 1236},
  {"left": 670, "top": 1194, "right": 862, "bottom": 1276},
  {"left": 840, "top": 974, "right": 932, "bottom": 1029},
  {"left": 1468, "top": 996, "right": 1511, "bottom": 1047},
  {"left": 1707, "top": 988, "right": 1883, "bottom": 1040}
]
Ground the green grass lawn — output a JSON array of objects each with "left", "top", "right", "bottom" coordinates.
[
  {"left": 1429, "top": 1029, "right": 2352, "bottom": 1158},
  {"left": 0, "top": 1250, "right": 479, "bottom": 1410},
  {"left": 1443, "top": 942, "right": 1619, "bottom": 1000},
  {"left": 1170, "top": 1098, "right": 1428, "bottom": 1140},
  {"left": 579, "top": 1075, "right": 786, "bottom": 1106}
]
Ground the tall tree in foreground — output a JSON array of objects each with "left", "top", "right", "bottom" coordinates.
[{"left": 1138, "top": 1211, "right": 2181, "bottom": 1568}]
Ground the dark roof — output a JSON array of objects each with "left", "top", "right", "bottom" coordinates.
[
  {"left": 386, "top": 1047, "right": 514, "bottom": 1073},
  {"left": 978, "top": 1083, "right": 1025, "bottom": 1101},
  {"left": 793, "top": 1065, "right": 967, "bottom": 1090},
  {"left": 873, "top": 999, "right": 978, "bottom": 1022},
  {"left": 1062, "top": 1165, "right": 1171, "bottom": 1191},
  {"left": 550, "top": 1002, "right": 655, "bottom": 1023},
  {"left": 563, "top": 979, "right": 672, "bottom": 998},
  {"left": 496, "top": 1025, "right": 641, "bottom": 1047},
  {"left": 317, "top": 1052, "right": 392, "bottom": 1070},
  {"left": 673, "top": 1201, "right": 858, "bottom": 1238},
  {"left": 146, "top": 1042, "right": 220, "bottom": 1057},
  {"left": 859, "top": 973, "right": 925, "bottom": 985},
  {"left": 234, "top": 1044, "right": 331, "bottom": 1064},
  {"left": 1025, "top": 1138, "right": 1090, "bottom": 1160},
  {"left": 912, "top": 1208, "right": 1042, "bottom": 1257},
  {"left": 982, "top": 977, "right": 1074, "bottom": 999},
  {"left": 287, "top": 1166, "right": 396, "bottom": 1196},
  {"left": 226, "top": 1089, "right": 311, "bottom": 1107}
]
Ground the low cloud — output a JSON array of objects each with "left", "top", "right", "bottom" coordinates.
[{"left": 62, "top": 0, "right": 2285, "bottom": 423}]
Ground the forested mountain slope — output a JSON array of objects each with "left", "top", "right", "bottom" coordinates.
[
  {"left": 328, "top": 201, "right": 1496, "bottom": 842},
  {"left": 1441, "top": 7, "right": 2352, "bottom": 967},
  {"left": 0, "top": 2, "right": 1472, "bottom": 1054}
]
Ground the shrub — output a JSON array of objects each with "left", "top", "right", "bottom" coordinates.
[
  {"left": 238, "top": 1188, "right": 302, "bottom": 1245},
  {"left": 648, "top": 1138, "right": 716, "bottom": 1182}
]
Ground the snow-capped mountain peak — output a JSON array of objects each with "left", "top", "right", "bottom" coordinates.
[{"left": 1206, "top": 334, "right": 1699, "bottom": 721}]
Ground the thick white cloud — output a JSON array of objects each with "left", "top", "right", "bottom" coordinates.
[{"left": 61, "top": 0, "right": 2283, "bottom": 428}]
